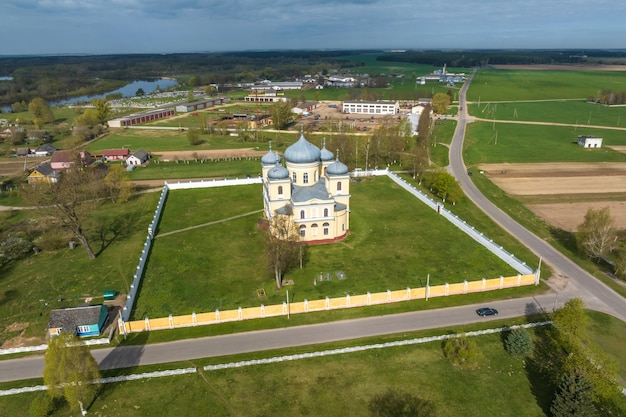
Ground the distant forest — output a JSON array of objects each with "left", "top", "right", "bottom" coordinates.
[
  {"left": 1, "top": 49, "right": 624, "bottom": 108},
  {"left": 377, "top": 49, "right": 626, "bottom": 67}
]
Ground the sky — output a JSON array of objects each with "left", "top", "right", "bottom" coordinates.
[{"left": 2, "top": 0, "right": 626, "bottom": 55}]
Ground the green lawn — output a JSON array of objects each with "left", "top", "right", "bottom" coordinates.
[
  {"left": 468, "top": 69, "right": 626, "bottom": 101},
  {"left": 464, "top": 122, "right": 626, "bottom": 166},
  {"left": 127, "top": 159, "right": 261, "bottom": 181},
  {"left": 132, "top": 177, "right": 527, "bottom": 319},
  {"left": 2, "top": 312, "right": 624, "bottom": 417},
  {"left": 469, "top": 100, "right": 626, "bottom": 127}
]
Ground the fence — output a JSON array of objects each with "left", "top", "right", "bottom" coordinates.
[{"left": 119, "top": 273, "right": 537, "bottom": 334}]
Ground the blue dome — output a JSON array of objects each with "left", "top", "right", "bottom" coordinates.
[
  {"left": 320, "top": 142, "right": 334, "bottom": 162},
  {"left": 267, "top": 164, "right": 289, "bottom": 180},
  {"left": 326, "top": 159, "right": 349, "bottom": 176},
  {"left": 262, "top": 149, "right": 281, "bottom": 165},
  {"left": 284, "top": 133, "right": 321, "bottom": 164}
]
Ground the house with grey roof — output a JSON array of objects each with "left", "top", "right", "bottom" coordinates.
[
  {"left": 126, "top": 149, "right": 150, "bottom": 166},
  {"left": 48, "top": 305, "right": 108, "bottom": 338}
]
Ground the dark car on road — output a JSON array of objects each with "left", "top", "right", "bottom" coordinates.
[{"left": 476, "top": 307, "right": 498, "bottom": 317}]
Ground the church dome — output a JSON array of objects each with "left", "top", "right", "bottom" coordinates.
[
  {"left": 267, "top": 164, "right": 289, "bottom": 180},
  {"left": 284, "top": 133, "right": 321, "bottom": 164},
  {"left": 261, "top": 148, "right": 281, "bottom": 165},
  {"left": 326, "top": 159, "right": 349, "bottom": 176},
  {"left": 320, "top": 139, "right": 334, "bottom": 162}
]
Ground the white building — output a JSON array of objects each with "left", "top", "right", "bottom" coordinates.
[
  {"left": 262, "top": 134, "right": 350, "bottom": 244},
  {"left": 342, "top": 100, "right": 399, "bottom": 115},
  {"left": 577, "top": 135, "right": 603, "bottom": 148}
]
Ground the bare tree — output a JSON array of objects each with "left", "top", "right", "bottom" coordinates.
[
  {"left": 265, "top": 210, "right": 301, "bottom": 288},
  {"left": 25, "top": 155, "right": 108, "bottom": 260},
  {"left": 576, "top": 207, "right": 618, "bottom": 262}
]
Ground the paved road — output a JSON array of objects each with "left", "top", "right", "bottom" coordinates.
[
  {"left": 449, "top": 69, "right": 626, "bottom": 322},
  {"left": 0, "top": 294, "right": 557, "bottom": 383}
]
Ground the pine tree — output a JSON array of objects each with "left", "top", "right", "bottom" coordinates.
[{"left": 550, "top": 370, "right": 597, "bottom": 417}]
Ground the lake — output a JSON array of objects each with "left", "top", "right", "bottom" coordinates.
[{"left": 50, "top": 78, "right": 179, "bottom": 107}]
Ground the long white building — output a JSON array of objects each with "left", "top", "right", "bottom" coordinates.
[{"left": 342, "top": 100, "right": 399, "bottom": 115}]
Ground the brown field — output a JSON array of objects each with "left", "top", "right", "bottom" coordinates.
[
  {"left": 478, "top": 162, "right": 626, "bottom": 231},
  {"left": 156, "top": 148, "right": 267, "bottom": 161}
]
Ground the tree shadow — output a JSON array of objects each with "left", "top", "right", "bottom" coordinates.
[
  {"left": 93, "top": 208, "right": 145, "bottom": 257},
  {"left": 524, "top": 326, "right": 563, "bottom": 416},
  {"left": 0, "top": 288, "right": 19, "bottom": 307},
  {"left": 549, "top": 226, "right": 578, "bottom": 253}
]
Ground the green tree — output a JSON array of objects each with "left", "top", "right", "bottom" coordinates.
[
  {"left": 550, "top": 370, "right": 597, "bottom": 417},
  {"left": 11, "top": 100, "right": 27, "bottom": 113},
  {"left": 270, "top": 101, "right": 293, "bottom": 130},
  {"left": 505, "top": 327, "right": 533, "bottom": 357},
  {"left": 576, "top": 207, "right": 618, "bottom": 262},
  {"left": 28, "top": 97, "right": 55, "bottom": 125},
  {"left": 29, "top": 393, "right": 54, "bottom": 417},
  {"left": 552, "top": 298, "right": 588, "bottom": 347},
  {"left": 135, "top": 88, "right": 145, "bottom": 97},
  {"left": 431, "top": 92, "right": 451, "bottom": 114},
  {"left": 91, "top": 98, "right": 111, "bottom": 124},
  {"left": 442, "top": 335, "right": 480, "bottom": 369},
  {"left": 43, "top": 333, "right": 101, "bottom": 414},
  {"left": 187, "top": 128, "right": 203, "bottom": 145},
  {"left": 368, "top": 389, "right": 436, "bottom": 417},
  {"left": 104, "top": 164, "right": 135, "bottom": 203}
]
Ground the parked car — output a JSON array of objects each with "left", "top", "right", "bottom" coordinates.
[{"left": 476, "top": 307, "right": 498, "bottom": 317}]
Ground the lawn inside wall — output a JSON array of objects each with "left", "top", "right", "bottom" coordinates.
[
  {"left": 0, "top": 193, "right": 160, "bottom": 345},
  {"left": 464, "top": 122, "right": 626, "bottom": 166},
  {"left": 469, "top": 99, "right": 626, "bottom": 127},
  {"left": 132, "top": 176, "right": 522, "bottom": 320},
  {"left": 468, "top": 69, "right": 626, "bottom": 101},
  {"left": 128, "top": 159, "right": 262, "bottom": 181}
]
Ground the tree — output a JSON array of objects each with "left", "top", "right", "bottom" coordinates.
[
  {"left": 442, "top": 335, "right": 480, "bottom": 369},
  {"left": 431, "top": 93, "right": 451, "bottom": 114},
  {"left": 104, "top": 164, "right": 135, "bottom": 203},
  {"left": 265, "top": 212, "right": 301, "bottom": 288},
  {"left": 25, "top": 156, "right": 108, "bottom": 260},
  {"left": 91, "top": 98, "right": 111, "bottom": 125},
  {"left": 187, "top": 128, "right": 203, "bottom": 145},
  {"left": 29, "top": 97, "right": 55, "bottom": 125},
  {"left": 550, "top": 370, "right": 597, "bottom": 417},
  {"left": 43, "top": 333, "right": 101, "bottom": 414},
  {"left": 576, "top": 207, "right": 617, "bottom": 262},
  {"left": 552, "top": 298, "right": 588, "bottom": 347},
  {"left": 368, "top": 389, "right": 436, "bottom": 417},
  {"left": 270, "top": 101, "right": 293, "bottom": 130},
  {"left": 135, "top": 88, "right": 145, "bottom": 97},
  {"left": 505, "top": 327, "right": 533, "bottom": 357}
]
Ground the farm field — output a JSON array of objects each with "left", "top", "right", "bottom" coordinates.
[
  {"left": 467, "top": 69, "right": 626, "bottom": 101},
  {"left": 132, "top": 177, "right": 525, "bottom": 319}
]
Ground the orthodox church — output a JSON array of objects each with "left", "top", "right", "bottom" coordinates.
[{"left": 262, "top": 132, "right": 350, "bottom": 244}]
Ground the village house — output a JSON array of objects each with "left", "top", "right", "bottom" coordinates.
[
  {"left": 102, "top": 148, "right": 131, "bottom": 161},
  {"left": 27, "top": 162, "right": 61, "bottom": 184},
  {"left": 34, "top": 144, "right": 56, "bottom": 157},
  {"left": 50, "top": 150, "right": 93, "bottom": 170},
  {"left": 48, "top": 305, "right": 108, "bottom": 338},
  {"left": 126, "top": 149, "right": 150, "bottom": 166},
  {"left": 577, "top": 135, "right": 603, "bottom": 148}
]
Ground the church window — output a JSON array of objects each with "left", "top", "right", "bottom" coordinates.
[
  {"left": 292, "top": 172, "right": 297, "bottom": 183},
  {"left": 303, "top": 172, "right": 309, "bottom": 184},
  {"left": 300, "top": 225, "right": 306, "bottom": 238},
  {"left": 300, "top": 210, "right": 306, "bottom": 219},
  {"left": 323, "top": 222, "right": 330, "bottom": 236},
  {"left": 278, "top": 185, "right": 283, "bottom": 196},
  {"left": 323, "top": 208, "right": 329, "bottom": 217},
  {"left": 337, "top": 182, "right": 342, "bottom": 191}
]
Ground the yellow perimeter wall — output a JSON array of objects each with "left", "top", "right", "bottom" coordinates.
[{"left": 120, "top": 274, "right": 537, "bottom": 334}]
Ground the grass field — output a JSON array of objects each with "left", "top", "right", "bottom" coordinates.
[
  {"left": 1, "top": 312, "right": 623, "bottom": 417},
  {"left": 470, "top": 99, "right": 626, "bottom": 127},
  {"left": 132, "top": 177, "right": 527, "bottom": 319},
  {"left": 127, "top": 159, "right": 261, "bottom": 181},
  {"left": 468, "top": 69, "right": 626, "bottom": 101},
  {"left": 464, "top": 122, "right": 626, "bottom": 166}
]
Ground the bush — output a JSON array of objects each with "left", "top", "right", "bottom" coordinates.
[
  {"left": 442, "top": 335, "right": 480, "bottom": 369},
  {"left": 505, "top": 328, "right": 533, "bottom": 357}
]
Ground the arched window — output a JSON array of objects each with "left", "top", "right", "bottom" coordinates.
[
  {"left": 303, "top": 172, "right": 309, "bottom": 184},
  {"left": 278, "top": 185, "right": 283, "bottom": 196},
  {"left": 337, "top": 181, "right": 342, "bottom": 191},
  {"left": 323, "top": 222, "right": 330, "bottom": 236},
  {"left": 314, "top": 171, "right": 318, "bottom": 182},
  {"left": 292, "top": 172, "right": 297, "bottom": 183},
  {"left": 311, "top": 223, "right": 318, "bottom": 236},
  {"left": 300, "top": 210, "right": 306, "bottom": 219},
  {"left": 323, "top": 208, "right": 329, "bottom": 217},
  {"left": 299, "top": 225, "right": 306, "bottom": 238}
]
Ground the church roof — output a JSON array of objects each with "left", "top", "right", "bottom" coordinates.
[
  {"left": 267, "top": 164, "right": 289, "bottom": 180},
  {"left": 291, "top": 179, "right": 332, "bottom": 203},
  {"left": 284, "top": 133, "right": 321, "bottom": 164},
  {"left": 320, "top": 139, "right": 334, "bottom": 162},
  {"left": 326, "top": 159, "right": 349, "bottom": 175},
  {"left": 261, "top": 149, "right": 281, "bottom": 165}
]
